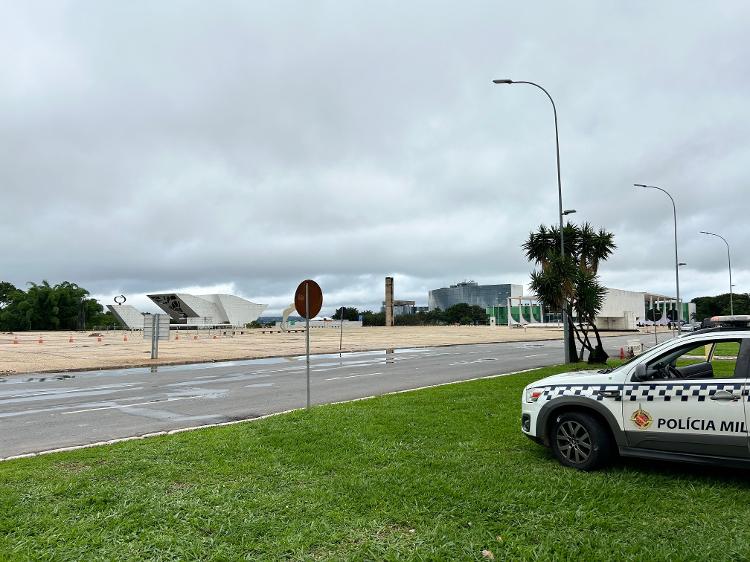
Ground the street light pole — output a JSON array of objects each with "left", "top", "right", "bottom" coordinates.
[
  {"left": 700, "top": 231, "right": 733, "bottom": 315},
  {"left": 635, "top": 184, "right": 681, "bottom": 325},
  {"left": 493, "top": 79, "right": 571, "bottom": 363}
]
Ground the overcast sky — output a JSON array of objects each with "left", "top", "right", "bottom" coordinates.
[{"left": 1, "top": 1, "right": 748, "bottom": 315}]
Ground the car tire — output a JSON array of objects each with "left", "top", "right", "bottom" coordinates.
[{"left": 550, "top": 411, "right": 613, "bottom": 471}]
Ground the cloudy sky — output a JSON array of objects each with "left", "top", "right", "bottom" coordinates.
[{"left": 1, "top": 1, "right": 748, "bottom": 315}]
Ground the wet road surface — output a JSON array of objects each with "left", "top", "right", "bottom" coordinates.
[{"left": 0, "top": 334, "right": 670, "bottom": 458}]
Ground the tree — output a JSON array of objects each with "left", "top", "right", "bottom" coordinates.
[
  {"left": 0, "top": 280, "right": 112, "bottom": 331},
  {"left": 0, "top": 281, "right": 17, "bottom": 309},
  {"left": 332, "top": 306, "right": 360, "bottom": 321},
  {"left": 422, "top": 308, "right": 444, "bottom": 325},
  {"left": 692, "top": 293, "right": 750, "bottom": 320},
  {"left": 524, "top": 222, "right": 616, "bottom": 363},
  {"left": 442, "top": 303, "right": 487, "bottom": 325},
  {"left": 361, "top": 310, "right": 385, "bottom": 326}
]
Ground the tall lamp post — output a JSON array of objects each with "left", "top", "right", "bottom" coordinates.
[
  {"left": 493, "top": 79, "right": 572, "bottom": 363},
  {"left": 700, "top": 231, "right": 734, "bottom": 315},
  {"left": 635, "top": 184, "right": 681, "bottom": 325}
]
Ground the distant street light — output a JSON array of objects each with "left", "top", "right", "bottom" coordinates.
[
  {"left": 562, "top": 209, "right": 577, "bottom": 216},
  {"left": 635, "top": 184, "right": 681, "bottom": 325},
  {"left": 700, "top": 231, "right": 734, "bottom": 315},
  {"left": 494, "top": 78, "right": 572, "bottom": 363}
]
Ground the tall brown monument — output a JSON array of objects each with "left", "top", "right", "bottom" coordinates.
[{"left": 385, "top": 276, "right": 394, "bottom": 327}]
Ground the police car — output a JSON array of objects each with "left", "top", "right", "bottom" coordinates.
[{"left": 521, "top": 316, "right": 750, "bottom": 470}]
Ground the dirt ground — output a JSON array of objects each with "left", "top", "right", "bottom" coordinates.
[{"left": 0, "top": 325, "right": 646, "bottom": 375}]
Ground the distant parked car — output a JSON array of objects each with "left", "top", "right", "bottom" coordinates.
[{"left": 680, "top": 322, "right": 700, "bottom": 332}]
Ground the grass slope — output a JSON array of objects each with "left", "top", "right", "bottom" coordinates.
[{"left": 2, "top": 365, "right": 750, "bottom": 561}]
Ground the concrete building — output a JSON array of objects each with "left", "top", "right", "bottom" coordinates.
[
  {"left": 641, "top": 292, "right": 697, "bottom": 325},
  {"left": 106, "top": 304, "right": 149, "bottom": 330},
  {"left": 429, "top": 281, "right": 523, "bottom": 311},
  {"left": 596, "top": 288, "right": 645, "bottom": 330},
  {"left": 486, "top": 288, "right": 697, "bottom": 330},
  {"left": 147, "top": 293, "right": 267, "bottom": 328},
  {"left": 379, "top": 300, "right": 429, "bottom": 316}
]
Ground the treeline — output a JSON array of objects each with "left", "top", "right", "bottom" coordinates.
[
  {"left": 333, "top": 303, "right": 488, "bottom": 326},
  {"left": 692, "top": 293, "right": 750, "bottom": 321},
  {"left": 0, "top": 281, "right": 115, "bottom": 331}
]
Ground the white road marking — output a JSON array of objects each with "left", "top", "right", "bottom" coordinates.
[
  {"left": 448, "top": 358, "right": 500, "bottom": 366},
  {"left": 0, "top": 383, "right": 139, "bottom": 400},
  {"left": 324, "top": 372, "right": 383, "bottom": 381},
  {"left": 62, "top": 396, "right": 195, "bottom": 415}
]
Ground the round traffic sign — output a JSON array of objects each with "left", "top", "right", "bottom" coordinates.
[{"left": 295, "top": 280, "right": 323, "bottom": 319}]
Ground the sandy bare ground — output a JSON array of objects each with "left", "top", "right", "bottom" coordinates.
[{"left": 0, "top": 325, "right": 642, "bottom": 375}]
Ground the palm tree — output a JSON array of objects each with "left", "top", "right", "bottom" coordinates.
[{"left": 524, "top": 222, "right": 617, "bottom": 363}]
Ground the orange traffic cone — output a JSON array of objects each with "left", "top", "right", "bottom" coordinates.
[
  {"left": 97, "top": 336, "right": 102, "bottom": 342},
  {"left": 13, "top": 335, "right": 18, "bottom": 344},
  {"left": 175, "top": 333, "right": 179, "bottom": 341},
  {"left": 619, "top": 347, "right": 625, "bottom": 360},
  {"left": 38, "top": 336, "right": 43, "bottom": 344},
  {"left": 123, "top": 334, "right": 128, "bottom": 342},
  {"left": 69, "top": 335, "right": 74, "bottom": 343}
]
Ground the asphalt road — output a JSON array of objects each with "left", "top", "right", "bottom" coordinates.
[{"left": 0, "top": 333, "right": 672, "bottom": 458}]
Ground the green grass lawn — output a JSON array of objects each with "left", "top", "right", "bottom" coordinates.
[
  {"left": 685, "top": 342, "right": 740, "bottom": 357},
  {"left": 2, "top": 364, "right": 750, "bottom": 561}
]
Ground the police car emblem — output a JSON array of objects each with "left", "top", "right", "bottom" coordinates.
[{"left": 631, "top": 407, "right": 653, "bottom": 430}]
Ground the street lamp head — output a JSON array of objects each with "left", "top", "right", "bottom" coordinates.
[
  {"left": 562, "top": 209, "right": 577, "bottom": 216},
  {"left": 679, "top": 262, "right": 687, "bottom": 267},
  {"left": 634, "top": 183, "right": 648, "bottom": 188},
  {"left": 492, "top": 79, "right": 514, "bottom": 84}
]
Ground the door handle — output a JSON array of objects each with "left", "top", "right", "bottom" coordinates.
[
  {"left": 596, "top": 390, "right": 621, "bottom": 399},
  {"left": 710, "top": 390, "right": 740, "bottom": 402}
]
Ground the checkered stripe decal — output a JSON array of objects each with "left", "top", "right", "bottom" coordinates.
[
  {"left": 623, "top": 383, "right": 745, "bottom": 402},
  {"left": 538, "top": 384, "right": 624, "bottom": 402},
  {"left": 538, "top": 383, "right": 747, "bottom": 402}
]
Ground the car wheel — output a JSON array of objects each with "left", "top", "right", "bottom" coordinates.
[{"left": 550, "top": 411, "right": 613, "bottom": 471}]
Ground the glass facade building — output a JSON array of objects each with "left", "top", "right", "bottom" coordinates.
[{"left": 428, "top": 282, "right": 523, "bottom": 311}]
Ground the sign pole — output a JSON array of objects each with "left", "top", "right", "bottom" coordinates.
[
  {"left": 306, "top": 282, "right": 310, "bottom": 409},
  {"left": 294, "top": 279, "right": 321, "bottom": 410},
  {"left": 151, "top": 314, "right": 158, "bottom": 359},
  {"left": 339, "top": 306, "right": 344, "bottom": 352}
]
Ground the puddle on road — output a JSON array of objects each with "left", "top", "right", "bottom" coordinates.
[{"left": 24, "top": 374, "right": 76, "bottom": 383}]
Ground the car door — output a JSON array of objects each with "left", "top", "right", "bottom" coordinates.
[{"left": 622, "top": 336, "right": 750, "bottom": 458}]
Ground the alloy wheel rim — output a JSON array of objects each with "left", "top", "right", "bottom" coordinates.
[{"left": 556, "top": 420, "right": 592, "bottom": 464}]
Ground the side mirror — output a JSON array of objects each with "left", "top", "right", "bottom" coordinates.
[{"left": 632, "top": 363, "right": 647, "bottom": 382}]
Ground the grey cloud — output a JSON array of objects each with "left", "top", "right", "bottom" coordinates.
[{"left": 2, "top": 1, "right": 749, "bottom": 315}]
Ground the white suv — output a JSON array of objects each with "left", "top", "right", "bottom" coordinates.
[{"left": 521, "top": 322, "right": 750, "bottom": 470}]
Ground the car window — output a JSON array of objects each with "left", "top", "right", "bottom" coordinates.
[
  {"left": 645, "top": 339, "right": 745, "bottom": 380},
  {"left": 710, "top": 341, "right": 741, "bottom": 377}
]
